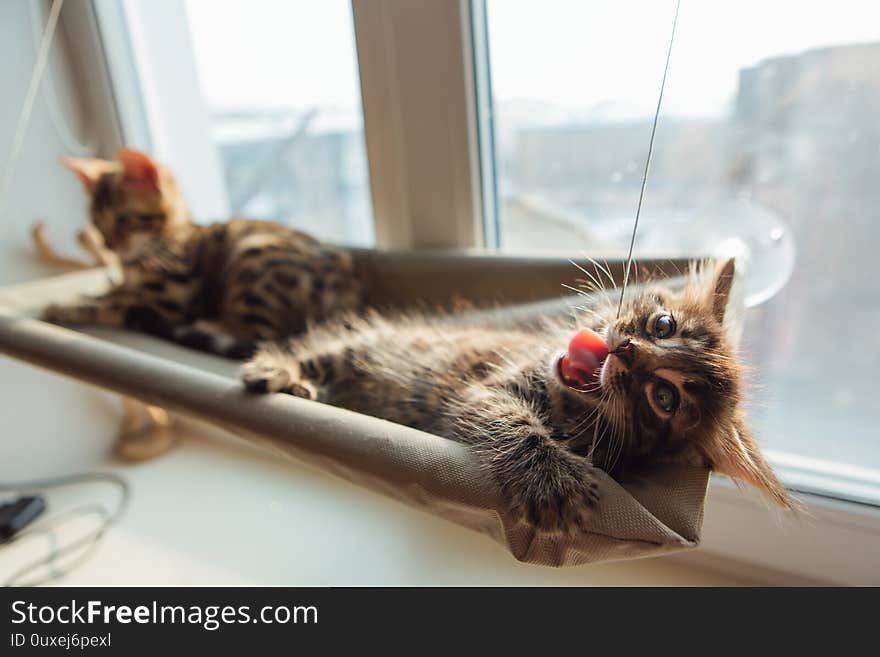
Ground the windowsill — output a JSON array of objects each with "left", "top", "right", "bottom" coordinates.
[
  {"left": 0, "top": 418, "right": 759, "bottom": 587},
  {"left": 685, "top": 474, "right": 880, "bottom": 586},
  {"left": 7, "top": 320, "right": 875, "bottom": 585},
  {"left": 2, "top": 270, "right": 877, "bottom": 585}
]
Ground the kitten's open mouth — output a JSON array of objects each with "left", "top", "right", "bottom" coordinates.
[{"left": 554, "top": 328, "right": 608, "bottom": 394}]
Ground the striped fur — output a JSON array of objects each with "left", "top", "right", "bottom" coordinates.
[
  {"left": 44, "top": 149, "right": 361, "bottom": 357},
  {"left": 242, "top": 260, "right": 793, "bottom": 532}
]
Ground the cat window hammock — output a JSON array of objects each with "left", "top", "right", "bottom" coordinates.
[{"left": 0, "top": 251, "right": 711, "bottom": 568}]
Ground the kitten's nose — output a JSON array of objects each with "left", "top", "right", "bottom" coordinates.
[{"left": 611, "top": 339, "right": 635, "bottom": 367}]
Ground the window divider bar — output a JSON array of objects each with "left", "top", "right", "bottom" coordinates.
[{"left": 352, "top": 0, "right": 484, "bottom": 250}]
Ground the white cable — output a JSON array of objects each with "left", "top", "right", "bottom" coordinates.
[
  {"left": 0, "top": 0, "right": 65, "bottom": 221},
  {"left": 4, "top": 506, "right": 111, "bottom": 587},
  {"left": 0, "top": 472, "right": 130, "bottom": 587},
  {"left": 27, "top": 0, "right": 96, "bottom": 157}
]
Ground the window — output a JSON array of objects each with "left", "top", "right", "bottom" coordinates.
[
  {"left": 185, "top": 0, "right": 373, "bottom": 246},
  {"left": 111, "top": 0, "right": 374, "bottom": 246},
  {"left": 72, "top": 0, "right": 879, "bottom": 582},
  {"left": 480, "top": 0, "right": 880, "bottom": 500}
]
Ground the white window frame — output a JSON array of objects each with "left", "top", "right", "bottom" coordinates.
[
  {"left": 74, "top": 0, "right": 880, "bottom": 584},
  {"left": 93, "top": 0, "right": 487, "bottom": 248},
  {"left": 352, "top": 0, "right": 484, "bottom": 249}
]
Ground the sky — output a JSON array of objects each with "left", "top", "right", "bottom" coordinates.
[
  {"left": 487, "top": 0, "right": 880, "bottom": 118},
  {"left": 185, "top": 0, "right": 362, "bottom": 112},
  {"left": 184, "top": 0, "right": 880, "bottom": 119}
]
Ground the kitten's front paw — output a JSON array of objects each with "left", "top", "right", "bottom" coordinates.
[
  {"left": 241, "top": 350, "right": 314, "bottom": 399},
  {"left": 504, "top": 449, "right": 601, "bottom": 534},
  {"left": 241, "top": 359, "right": 294, "bottom": 393}
]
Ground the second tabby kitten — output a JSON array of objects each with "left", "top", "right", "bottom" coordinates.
[{"left": 44, "top": 149, "right": 362, "bottom": 356}]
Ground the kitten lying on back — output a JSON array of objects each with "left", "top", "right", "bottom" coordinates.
[
  {"left": 43, "top": 149, "right": 362, "bottom": 357},
  {"left": 242, "top": 259, "right": 792, "bottom": 531}
]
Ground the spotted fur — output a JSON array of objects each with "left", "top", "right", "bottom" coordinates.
[
  {"left": 44, "top": 149, "right": 361, "bottom": 356},
  {"left": 242, "top": 259, "right": 793, "bottom": 533}
]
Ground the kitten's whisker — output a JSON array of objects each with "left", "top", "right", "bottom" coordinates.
[
  {"left": 586, "top": 256, "right": 616, "bottom": 292},
  {"left": 561, "top": 283, "right": 593, "bottom": 299},
  {"left": 569, "top": 260, "right": 611, "bottom": 299},
  {"left": 571, "top": 404, "right": 602, "bottom": 434},
  {"left": 569, "top": 259, "right": 600, "bottom": 286},
  {"left": 572, "top": 269, "right": 607, "bottom": 298},
  {"left": 608, "top": 399, "right": 628, "bottom": 474},
  {"left": 573, "top": 305, "right": 603, "bottom": 321},
  {"left": 600, "top": 397, "right": 622, "bottom": 473}
]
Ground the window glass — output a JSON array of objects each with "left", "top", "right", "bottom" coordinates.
[
  {"left": 483, "top": 0, "right": 880, "bottom": 486},
  {"left": 185, "top": 0, "right": 373, "bottom": 246}
]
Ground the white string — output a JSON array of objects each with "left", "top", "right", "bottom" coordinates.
[
  {"left": 27, "top": 0, "right": 95, "bottom": 157},
  {"left": 0, "top": 0, "right": 65, "bottom": 221},
  {"left": 0, "top": 472, "right": 130, "bottom": 587},
  {"left": 616, "top": 0, "right": 680, "bottom": 317}
]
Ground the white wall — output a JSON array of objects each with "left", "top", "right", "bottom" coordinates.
[{"left": 0, "top": 1, "right": 120, "bottom": 479}]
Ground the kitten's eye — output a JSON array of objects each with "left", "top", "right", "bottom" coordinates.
[
  {"left": 654, "top": 314, "right": 676, "bottom": 339},
  {"left": 116, "top": 214, "right": 132, "bottom": 228},
  {"left": 652, "top": 380, "right": 679, "bottom": 413}
]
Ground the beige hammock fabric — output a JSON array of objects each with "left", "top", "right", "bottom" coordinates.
[{"left": 0, "top": 251, "right": 709, "bottom": 567}]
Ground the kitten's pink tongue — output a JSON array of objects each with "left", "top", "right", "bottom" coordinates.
[{"left": 559, "top": 328, "right": 609, "bottom": 389}]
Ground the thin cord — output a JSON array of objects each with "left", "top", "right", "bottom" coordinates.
[
  {"left": 0, "top": 472, "right": 130, "bottom": 586},
  {"left": 0, "top": 0, "right": 65, "bottom": 221},
  {"left": 27, "top": 0, "right": 95, "bottom": 157},
  {"left": 0, "top": 1, "right": 122, "bottom": 586},
  {"left": 616, "top": 0, "right": 680, "bottom": 318}
]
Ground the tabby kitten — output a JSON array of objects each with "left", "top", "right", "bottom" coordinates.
[
  {"left": 44, "top": 149, "right": 362, "bottom": 357},
  {"left": 242, "top": 259, "right": 792, "bottom": 531}
]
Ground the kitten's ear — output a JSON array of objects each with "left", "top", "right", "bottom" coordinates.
[
  {"left": 117, "top": 148, "right": 159, "bottom": 190},
  {"left": 709, "top": 258, "right": 735, "bottom": 324},
  {"left": 59, "top": 157, "right": 109, "bottom": 193},
  {"left": 709, "top": 416, "right": 794, "bottom": 509}
]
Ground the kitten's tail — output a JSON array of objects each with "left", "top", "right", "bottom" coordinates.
[
  {"left": 124, "top": 308, "right": 255, "bottom": 359},
  {"left": 32, "top": 220, "right": 95, "bottom": 269}
]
